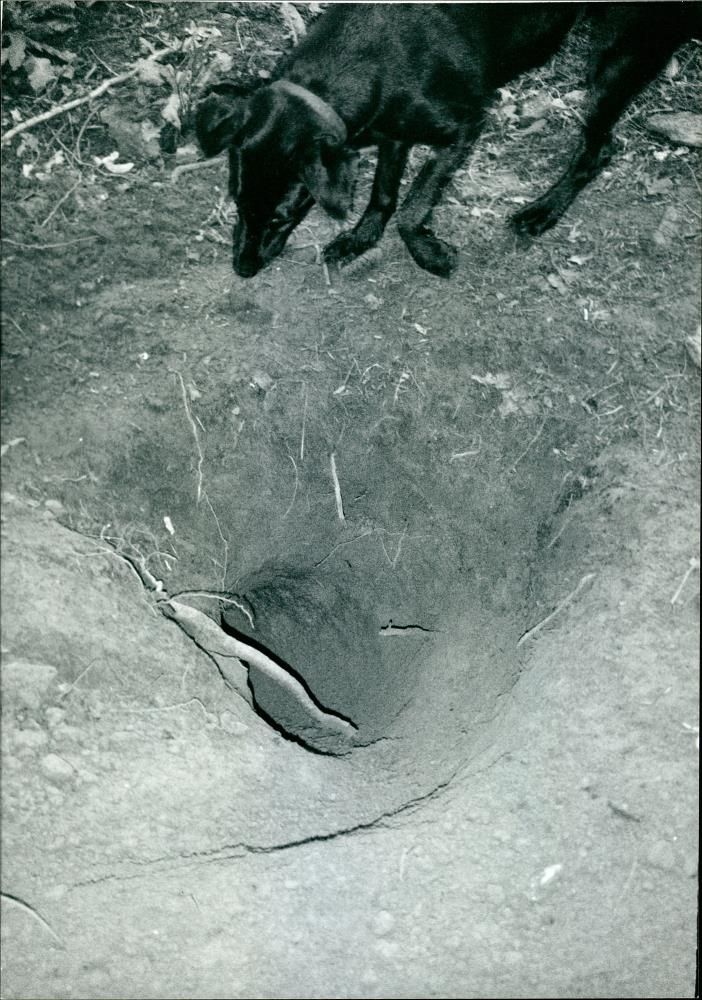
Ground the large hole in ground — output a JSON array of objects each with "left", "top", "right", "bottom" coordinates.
[
  {"left": 2, "top": 225, "right": 698, "bottom": 997},
  {"left": 88, "top": 275, "right": 583, "bottom": 801}
]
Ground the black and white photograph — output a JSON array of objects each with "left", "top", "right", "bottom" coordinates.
[{"left": 1, "top": 1, "right": 700, "bottom": 996}]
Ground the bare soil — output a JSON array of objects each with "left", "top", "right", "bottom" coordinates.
[{"left": 1, "top": 5, "right": 699, "bottom": 998}]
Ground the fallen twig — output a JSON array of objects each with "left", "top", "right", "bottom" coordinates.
[
  {"left": 330, "top": 452, "right": 345, "bottom": 521},
  {"left": 39, "top": 179, "right": 81, "bottom": 229},
  {"left": 671, "top": 556, "right": 700, "bottom": 605},
  {"left": 518, "top": 572, "right": 596, "bottom": 647},
  {"left": 2, "top": 46, "right": 176, "bottom": 145},
  {"left": 2, "top": 236, "right": 97, "bottom": 250},
  {"left": 282, "top": 454, "right": 299, "bottom": 520},
  {"left": 203, "top": 490, "right": 229, "bottom": 588},
  {"left": 300, "top": 383, "right": 308, "bottom": 462},
  {"left": 511, "top": 415, "right": 547, "bottom": 471},
  {"left": 171, "top": 157, "right": 225, "bottom": 184},
  {"left": 171, "top": 369, "right": 204, "bottom": 503}
]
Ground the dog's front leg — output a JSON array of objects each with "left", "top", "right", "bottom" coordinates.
[
  {"left": 324, "top": 140, "right": 409, "bottom": 267},
  {"left": 397, "top": 121, "right": 482, "bottom": 278},
  {"left": 395, "top": 124, "right": 481, "bottom": 278}
]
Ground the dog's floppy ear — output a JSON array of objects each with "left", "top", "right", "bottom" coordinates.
[
  {"left": 196, "top": 85, "right": 251, "bottom": 157},
  {"left": 302, "top": 138, "right": 358, "bottom": 220}
]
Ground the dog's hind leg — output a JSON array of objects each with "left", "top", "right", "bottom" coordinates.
[
  {"left": 512, "top": 20, "right": 684, "bottom": 238},
  {"left": 324, "top": 140, "right": 410, "bottom": 267},
  {"left": 396, "top": 123, "right": 483, "bottom": 278}
]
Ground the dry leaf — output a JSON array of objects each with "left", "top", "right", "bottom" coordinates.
[
  {"left": 160, "top": 92, "right": 182, "bottom": 129},
  {"left": 471, "top": 372, "right": 511, "bottom": 389},
  {"left": 94, "top": 151, "right": 134, "bottom": 174},
  {"left": 280, "top": 2, "right": 306, "bottom": 42},
  {"left": 26, "top": 56, "right": 58, "bottom": 93}
]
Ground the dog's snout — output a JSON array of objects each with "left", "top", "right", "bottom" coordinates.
[{"left": 232, "top": 222, "right": 263, "bottom": 278}]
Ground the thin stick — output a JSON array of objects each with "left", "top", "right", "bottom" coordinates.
[
  {"left": 39, "top": 179, "right": 81, "bottom": 228},
  {"left": 58, "top": 659, "right": 100, "bottom": 699},
  {"left": 511, "top": 415, "right": 547, "bottom": 471},
  {"left": 171, "top": 157, "right": 225, "bottom": 184},
  {"left": 330, "top": 452, "right": 345, "bottom": 521},
  {"left": 2, "top": 236, "right": 97, "bottom": 250},
  {"left": 171, "top": 369, "right": 204, "bottom": 504},
  {"left": 517, "top": 573, "right": 596, "bottom": 647},
  {"left": 283, "top": 454, "right": 299, "bottom": 520},
  {"left": 203, "top": 491, "right": 228, "bottom": 588},
  {"left": 162, "top": 600, "right": 357, "bottom": 736},
  {"left": 671, "top": 557, "right": 700, "bottom": 605},
  {"left": 391, "top": 525, "right": 407, "bottom": 568},
  {"left": 300, "top": 383, "right": 308, "bottom": 462},
  {"left": 2, "top": 46, "right": 175, "bottom": 145},
  {"left": 75, "top": 106, "right": 100, "bottom": 162},
  {"left": 313, "top": 529, "right": 373, "bottom": 567}
]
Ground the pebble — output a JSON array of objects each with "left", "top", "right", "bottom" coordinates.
[
  {"left": 2, "top": 660, "right": 57, "bottom": 710},
  {"left": 484, "top": 883, "right": 505, "bottom": 904},
  {"left": 14, "top": 729, "right": 49, "bottom": 750},
  {"left": 45, "top": 707, "right": 66, "bottom": 729},
  {"left": 371, "top": 910, "right": 395, "bottom": 937},
  {"left": 44, "top": 499, "right": 66, "bottom": 516},
  {"left": 373, "top": 939, "right": 399, "bottom": 959},
  {"left": 219, "top": 712, "right": 249, "bottom": 737},
  {"left": 360, "top": 969, "right": 378, "bottom": 987},
  {"left": 646, "top": 839, "right": 677, "bottom": 872},
  {"left": 40, "top": 753, "right": 75, "bottom": 785},
  {"left": 683, "top": 855, "right": 698, "bottom": 879},
  {"left": 145, "top": 396, "right": 168, "bottom": 412}
]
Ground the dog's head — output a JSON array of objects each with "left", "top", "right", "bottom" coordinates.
[{"left": 196, "top": 82, "right": 358, "bottom": 278}]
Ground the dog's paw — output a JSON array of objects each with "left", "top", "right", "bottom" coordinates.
[
  {"left": 510, "top": 200, "right": 559, "bottom": 238},
  {"left": 323, "top": 231, "right": 368, "bottom": 267},
  {"left": 404, "top": 231, "right": 458, "bottom": 278}
]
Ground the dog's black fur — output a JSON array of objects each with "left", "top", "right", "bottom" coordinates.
[{"left": 196, "top": 3, "right": 700, "bottom": 279}]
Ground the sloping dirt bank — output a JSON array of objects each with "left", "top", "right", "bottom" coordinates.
[{"left": 1, "top": 424, "right": 698, "bottom": 998}]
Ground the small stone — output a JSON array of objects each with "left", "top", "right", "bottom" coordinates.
[
  {"left": 2, "top": 660, "right": 57, "bottom": 710},
  {"left": 371, "top": 910, "right": 395, "bottom": 937},
  {"left": 45, "top": 884, "right": 68, "bottom": 901},
  {"left": 360, "top": 969, "right": 378, "bottom": 988},
  {"left": 219, "top": 712, "right": 249, "bottom": 737},
  {"left": 44, "top": 499, "right": 66, "bottom": 516},
  {"left": 13, "top": 728, "right": 49, "bottom": 750},
  {"left": 683, "top": 855, "right": 698, "bottom": 879},
  {"left": 646, "top": 839, "right": 677, "bottom": 872},
  {"left": 373, "top": 939, "right": 399, "bottom": 959},
  {"left": 485, "top": 883, "right": 505, "bottom": 904},
  {"left": 145, "top": 396, "right": 167, "bottom": 412},
  {"left": 652, "top": 205, "right": 682, "bottom": 250},
  {"left": 40, "top": 753, "right": 74, "bottom": 785},
  {"left": 647, "top": 111, "right": 702, "bottom": 147},
  {"left": 45, "top": 707, "right": 66, "bottom": 729}
]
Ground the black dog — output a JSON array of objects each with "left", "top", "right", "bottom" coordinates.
[{"left": 196, "top": 3, "right": 700, "bottom": 279}]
